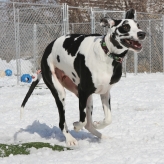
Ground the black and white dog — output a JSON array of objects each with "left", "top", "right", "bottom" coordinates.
[{"left": 21, "top": 9, "right": 146, "bottom": 146}]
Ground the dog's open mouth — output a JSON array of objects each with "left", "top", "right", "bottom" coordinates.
[{"left": 121, "top": 39, "right": 142, "bottom": 51}]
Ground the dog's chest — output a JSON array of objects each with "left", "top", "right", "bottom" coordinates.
[
  {"left": 94, "top": 73, "right": 113, "bottom": 94},
  {"left": 87, "top": 58, "right": 114, "bottom": 94}
]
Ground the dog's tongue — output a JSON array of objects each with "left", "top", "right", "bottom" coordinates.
[{"left": 132, "top": 40, "right": 142, "bottom": 48}]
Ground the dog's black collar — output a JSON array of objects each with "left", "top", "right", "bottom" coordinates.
[{"left": 101, "top": 36, "right": 123, "bottom": 63}]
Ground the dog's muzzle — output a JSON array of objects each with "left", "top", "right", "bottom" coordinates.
[
  {"left": 121, "top": 31, "right": 146, "bottom": 52},
  {"left": 121, "top": 38, "right": 142, "bottom": 51}
]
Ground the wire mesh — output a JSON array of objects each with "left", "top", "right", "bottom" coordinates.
[
  {"left": 136, "top": 13, "right": 163, "bottom": 73},
  {"left": 150, "top": 20, "right": 163, "bottom": 72},
  {"left": 0, "top": 7, "right": 17, "bottom": 86},
  {"left": 0, "top": 2, "right": 63, "bottom": 85},
  {"left": 15, "top": 4, "right": 63, "bottom": 73},
  {"left": 137, "top": 20, "right": 151, "bottom": 73},
  {"left": 0, "top": 2, "right": 164, "bottom": 86},
  {"left": 68, "top": 6, "right": 91, "bottom": 23},
  {"left": 69, "top": 23, "right": 91, "bottom": 34},
  {"left": 137, "top": 12, "right": 162, "bottom": 20}
]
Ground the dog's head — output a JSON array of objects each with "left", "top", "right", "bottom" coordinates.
[{"left": 100, "top": 9, "right": 146, "bottom": 52}]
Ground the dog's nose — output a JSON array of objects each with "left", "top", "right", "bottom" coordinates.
[{"left": 137, "top": 31, "right": 146, "bottom": 40}]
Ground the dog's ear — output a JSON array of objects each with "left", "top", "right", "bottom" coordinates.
[
  {"left": 100, "top": 17, "right": 115, "bottom": 28},
  {"left": 125, "top": 9, "right": 135, "bottom": 19}
]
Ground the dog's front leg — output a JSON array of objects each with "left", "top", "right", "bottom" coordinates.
[
  {"left": 93, "top": 89, "right": 112, "bottom": 129},
  {"left": 85, "top": 95, "right": 107, "bottom": 139},
  {"left": 73, "top": 88, "right": 88, "bottom": 131}
]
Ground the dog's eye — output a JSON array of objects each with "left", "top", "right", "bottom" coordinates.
[{"left": 123, "top": 25, "right": 130, "bottom": 32}]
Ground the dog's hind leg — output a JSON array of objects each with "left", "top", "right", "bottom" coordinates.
[
  {"left": 84, "top": 95, "right": 107, "bottom": 139},
  {"left": 55, "top": 68, "right": 78, "bottom": 97},
  {"left": 42, "top": 62, "right": 78, "bottom": 146},
  {"left": 93, "top": 89, "right": 112, "bottom": 129}
]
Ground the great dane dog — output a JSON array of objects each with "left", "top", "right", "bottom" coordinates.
[{"left": 21, "top": 9, "right": 146, "bottom": 146}]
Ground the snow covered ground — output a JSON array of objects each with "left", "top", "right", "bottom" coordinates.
[{"left": 0, "top": 73, "right": 164, "bottom": 164}]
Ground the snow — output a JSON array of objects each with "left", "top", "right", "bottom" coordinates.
[
  {"left": 0, "top": 70, "right": 164, "bottom": 163},
  {"left": 0, "top": 58, "right": 33, "bottom": 75}
]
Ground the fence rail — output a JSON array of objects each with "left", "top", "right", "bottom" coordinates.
[{"left": 0, "top": 2, "right": 163, "bottom": 85}]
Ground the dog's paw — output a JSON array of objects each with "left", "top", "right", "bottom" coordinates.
[
  {"left": 93, "top": 120, "right": 111, "bottom": 129},
  {"left": 66, "top": 133, "right": 78, "bottom": 146},
  {"left": 93, "top": 121, "right": 104, "bottom": 129},
  {"left": 101, "top": 134, "right": 108, "bottom": 139},
  {"left": 66, "top": 139, "right": 78, "bottom": 146},
  {"left": 73, "top": 121, "right": 86, "bottom": 132}
]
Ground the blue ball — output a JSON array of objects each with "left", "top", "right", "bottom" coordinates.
[
  {"left": 21, "top": 74, "right": 32, "bottom": 83},
  {"left": 5, "top": 69, "right": 12, "bottom": 76}
]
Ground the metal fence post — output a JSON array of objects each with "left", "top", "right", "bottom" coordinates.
[
  {"left": 163, "top": 15, "right": 164, "bottom": 74},
  {"left": 61, "top": 4, "right": 64, "bottom": 35},
  {"left": 91, "top": 7, "right": 93, "bottom": 33},
  {"left": 134, "top": 10, "right": 138, "bottom": 75},
  {"left": 123, "top": 11, "right": 127, "bottom": 77},
  {"left": 66, "top": 4, "right": 69, "bottom": 34},
  {"left": 149, "top": 20, "right": 152, "bottom": 73},
  {"left": 103, "top": 11, "right": 106, "bottom": 35},
  {"left": 134, "top": 53, "right": 138, "bottom": 75},
  {"left": 62, "top": 3, "right": 66, "bottom": 35},
  {"left": 91, "top": 8, "right": 95, "bottom": 34},
  {"left": 72, "top": 23, "right": 74, "bottom": 33},
  {"left": 123, "top": 10, "right": 126, "bottom": 19},
  {"left": 13, "top": 4, "right": 21, "bottom": 85},
  {"left": 17, "top": 8, "right": 21, "bottom": 83},
  {"left": 13, "top": 3, "right": 18, "bottom": 84},
  {"left": 33, "top": 23, "right": 37, "bottom": 72}
]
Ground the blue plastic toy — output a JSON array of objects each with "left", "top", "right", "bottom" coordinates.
[
  {"left": 21, "top": 74, "right": 32, "bottom": 83},
  {"left": 5, "top": 69, "right": 12, "bottom": 76}
]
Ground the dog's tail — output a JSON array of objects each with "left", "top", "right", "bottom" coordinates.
[{"left": 20, "top": 71, "right": 42, "bottom": 119}]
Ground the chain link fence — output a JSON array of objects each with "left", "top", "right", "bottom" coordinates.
[
  {"left": 0, "top": 6, "right": 16, "bottom": 82},
  {"left": 68, "top": 6, "right": 91, "bottom": 34},
  {"left": 137, "top": 15, "right": 163, "bottom": 73},
  {"left": 0, "top": 2, "right": 64, "bottom": 85},
  {"left": 0, "top": 2, "right": 164, "bottom": 85},
  {"left": 14, "top": 3, "right": 63, "bottom": 75}
]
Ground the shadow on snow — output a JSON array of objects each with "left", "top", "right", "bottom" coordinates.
[{"left": 14, "top": 120, "right": 101, "bottom": 143}]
